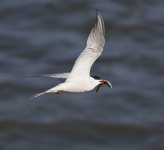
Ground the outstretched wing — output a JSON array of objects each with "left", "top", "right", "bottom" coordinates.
[
  {"left": 67, "top": 10, "right": 105, "bottom": 80},
  {"left": 31, "top": 73, "right": 70, "bottom": 79},
  {"left": 40, "top": 73, "right": 70, "bottom": 78}
]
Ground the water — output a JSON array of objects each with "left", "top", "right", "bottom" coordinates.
[{"left": 0, "top": 0, "right": 164, "bottom": 149}]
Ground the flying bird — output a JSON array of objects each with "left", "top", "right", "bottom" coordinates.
[{"left": 33, "top": 10, "right": 112, "bottom": 98}]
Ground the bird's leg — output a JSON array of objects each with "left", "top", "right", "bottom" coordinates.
[{"left": 56, "top": 90, "right": 64, "bottom": 94}]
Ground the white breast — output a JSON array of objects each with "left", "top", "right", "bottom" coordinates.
[{"left": 57, "top": 77, "right": 98, "bottom": 92}]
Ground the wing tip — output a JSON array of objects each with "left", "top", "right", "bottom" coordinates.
[
  {"left": 95, "top": 9, "right": 105, "bottom": 37},
  {"left": 96, "top": 9, "right": 99, "bottom": 14},
  {"left": 96, "top": 9, "right": 101, "bottom": 18}
]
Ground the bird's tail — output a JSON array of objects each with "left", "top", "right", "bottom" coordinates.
[
  {"left": 29, "top": 91, "right": 48, "bottom": 100},
  {"left": 29, "top": 85, "right": 61, "bottom": 100}
]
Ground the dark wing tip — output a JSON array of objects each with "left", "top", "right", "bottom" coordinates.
[
  {"left": 96, "top": 9, "right": 100, "bottom": 19},
  {"left": 96, "top": 9, "right": 102, "bottom": 16},
  {"left": 86, "top": 9, "right": 105, "bottom": 48},
  {"left": 95, "top": 9, "right": 105, "bottom": 37}
]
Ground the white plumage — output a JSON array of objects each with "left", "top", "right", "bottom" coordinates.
[{"left": 33, "top": 10, "right": 112, "bottom": 98}]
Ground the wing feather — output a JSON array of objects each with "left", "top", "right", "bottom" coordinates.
[
  {"left": 31, "top": 73, "right": 70, "bottom": 79},
  {"left": 41, "top": 73, "right": 70, "bottom": 78},
  {"left": 67, "top": 10, "right": 105, "bottom": 80}
]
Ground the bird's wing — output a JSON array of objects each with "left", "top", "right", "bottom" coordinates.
[
  {"left": 32, "top": 73, "right": 70, "bottom": 78},
  {"left": 67, "top": 10, "right": 105, "bottom": 80}
]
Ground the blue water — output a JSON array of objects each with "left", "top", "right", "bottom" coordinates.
[{"left": 0, "top": 0, "right": 164, "bottom": 150}]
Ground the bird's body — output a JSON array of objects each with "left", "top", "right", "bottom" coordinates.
[
  {"left": 48, "top": 77, "right": 99, "bottom": 93},
  {"left": 33, "top": 10, "right": 112, "bottom": 98}
]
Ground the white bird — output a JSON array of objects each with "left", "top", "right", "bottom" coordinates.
[{"left": 33, "top": 10, "right": 112, "bottom": 98}]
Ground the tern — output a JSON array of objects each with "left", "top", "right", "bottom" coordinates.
[{"left": 33, "top": 10, "right": 112, "bottom": 98}]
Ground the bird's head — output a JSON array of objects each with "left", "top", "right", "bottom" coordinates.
[{"left": 92, "top": 76, "right": 112, "bottom": 92}]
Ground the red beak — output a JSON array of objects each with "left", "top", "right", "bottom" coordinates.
[
  {"left": 96, "top": 80, "right": 112, "bottom": 92},
  {"left": 99, "top": 80, "right": 105, "bottom": 84}
]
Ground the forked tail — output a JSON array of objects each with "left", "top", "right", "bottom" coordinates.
[
  {"left": 29, "top": 89, "right": 61, "bottom": 100},
  {"left": 29, "top": 85, "right": 63, "bottom": 100},
  {"left": 29, "top": 91, "right": 47, "bottom": 100}
]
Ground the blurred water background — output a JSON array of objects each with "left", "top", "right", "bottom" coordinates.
[{"left": 0, "top": 0, "right": 164, "bottom": 150}]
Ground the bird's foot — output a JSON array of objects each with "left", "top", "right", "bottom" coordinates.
[{"left": 56, "top": 90, "right": 64, "bottom": 94}]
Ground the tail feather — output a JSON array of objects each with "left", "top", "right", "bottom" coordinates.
[
  {"left": 34, "top": 92, "right": 47, "bottom": 98},
  {"left": 29, "top": 91, "right": 47, "bottom": 100},
  {"left": 29, "top": 86, "right": 61, "bottom": 100}
]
